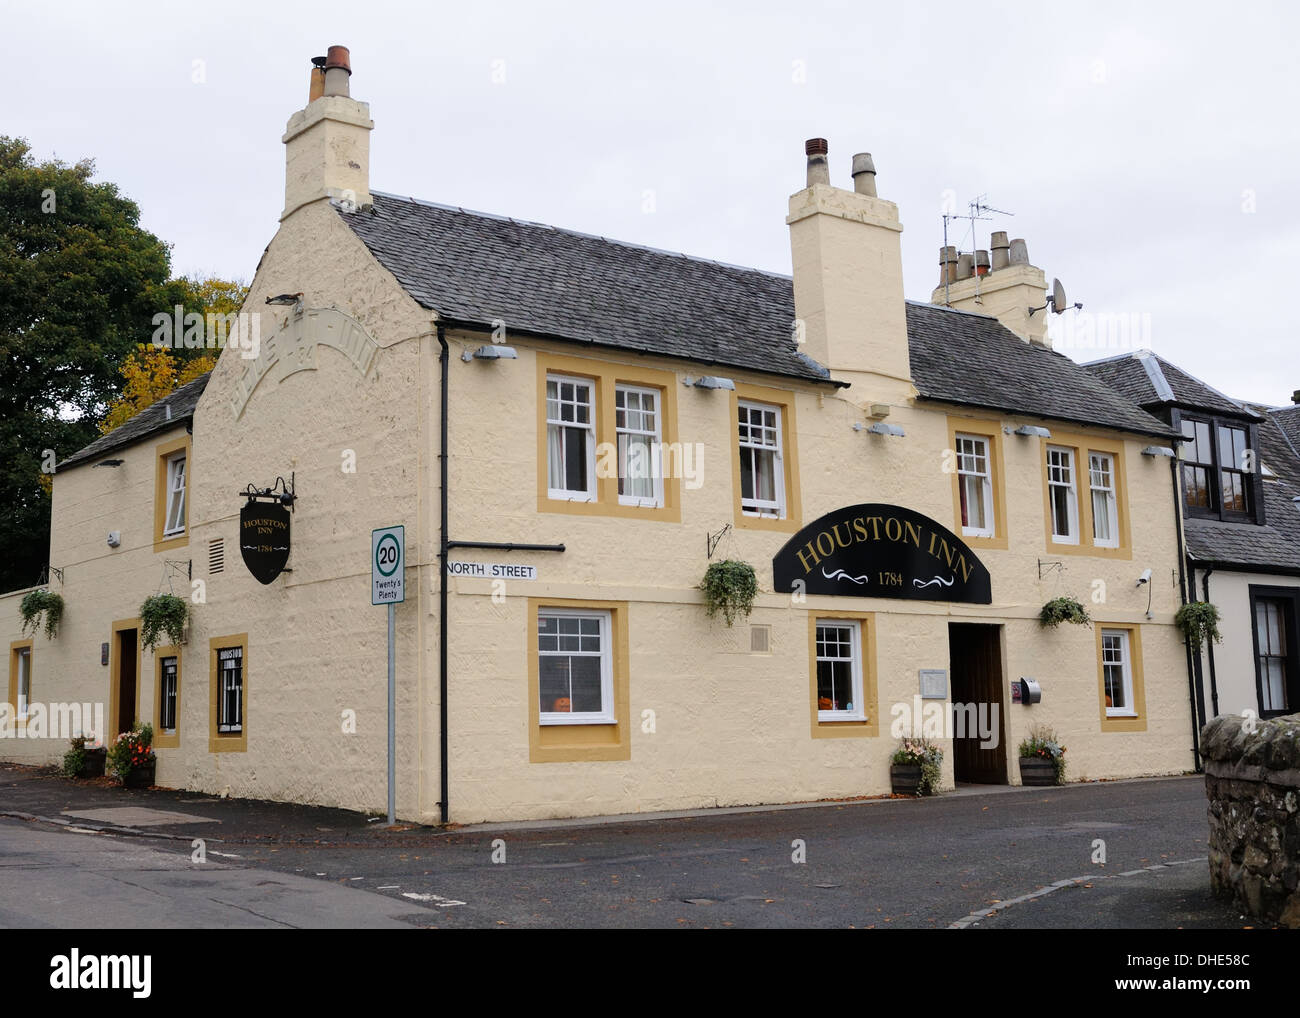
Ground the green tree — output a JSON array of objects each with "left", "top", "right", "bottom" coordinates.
[{"left": 0, "top": 137, "right": 182, "bottom": 590}]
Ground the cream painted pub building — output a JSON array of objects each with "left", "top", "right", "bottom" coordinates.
[{"left": 1, "top": 49, "right": 1200, "bottom": 824}]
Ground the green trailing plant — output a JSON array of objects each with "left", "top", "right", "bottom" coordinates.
[
  {"left": 19, "top": 589, "right": 63, "bottom": 639},
  {"left": 1175, "top": 601, "right": 1223, "bottom": 653},
  {"left": 107, "top": 722, "right": 155, "bottom": 783},
  {"left": 1038, "top": 596, "right": 1091, "bottom": 629},
  {"left": 891, "top": 737, "right": 944, "bottom": 797},
  {"left": 1019, "top": 725, "right": 1067, "bottom": 784},
  {"left": 61, "top": 735, "right": 88, "bottom": 778},
  {"left": 699, "top": 560, "right": 758, "bottom": 627},
  {"left": 139, "top": 593, "right": 189, "bottom": 651}
]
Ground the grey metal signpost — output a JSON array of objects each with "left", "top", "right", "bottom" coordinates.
[{"left": 371, "top": 525, "right": 405, "bottom": 826}]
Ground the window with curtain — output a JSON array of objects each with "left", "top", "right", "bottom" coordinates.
[
  {"left": 615, "top": 385, "right": 662, "bottom": 506},
  {"left": 546, "top": 376, "right": 595, "bottom": 500},
  {"left": 956, "top": 434, "right": 994, "bottom": 537},
  {"left": 1047, "top": 447, "right": 1078, "bottom": 543},
  {"left": 1089, "top": 451, "right": 1118, "bottom": 547},
  {"left": 1256, "top": 598, "right": 1291, "bottom": 714},
  {"left": 738, "top": 401, "right": 783, "bottom": 517}
]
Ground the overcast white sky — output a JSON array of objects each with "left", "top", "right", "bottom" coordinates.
[{"left": 10, "top": 1, "right": 1298, "bottom": 404}]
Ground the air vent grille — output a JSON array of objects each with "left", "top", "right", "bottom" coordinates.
[{"left": 209, "top": 537, "right": 225, "bottom": 574}]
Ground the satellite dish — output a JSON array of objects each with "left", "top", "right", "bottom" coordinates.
[{"left": 1050, "top": 278, "right": 1068, "bottom": 314}]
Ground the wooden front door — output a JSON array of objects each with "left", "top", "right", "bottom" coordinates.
[
  {"left": 948, "top": 623, "right": 1007, "bottom": 784},
  {"left": 115, "top": 627, "right": 138, "bottom": 734}
]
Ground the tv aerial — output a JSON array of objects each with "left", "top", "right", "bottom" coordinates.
[{"left": 940, "top": 194, "right": 1014, "bottom": 306}]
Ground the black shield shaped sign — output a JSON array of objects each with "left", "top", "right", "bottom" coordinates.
[{"left": 240, "top": 502, "right": 291, "bottom": 584}]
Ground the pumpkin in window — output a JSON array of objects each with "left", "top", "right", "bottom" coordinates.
[
  {"left": 552, "top": 697, "right": 572, "bottom": 712},
  {"left": 818, "top": 696, "right": 833, "bottom": 711}
]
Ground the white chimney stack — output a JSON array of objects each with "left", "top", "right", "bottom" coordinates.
[{"left": 282, "top": 45, "right": 373, "bottom": 220}]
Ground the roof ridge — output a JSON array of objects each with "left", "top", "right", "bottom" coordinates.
[
  {"left": 1135, "top": 349, "right": 1176, "bottom": 403},
  {"left": 367, "top": 189, "right": 795, "bottom": 282},
  {"left": 904, "top": 300, "right": 997, "bottom": 322}
]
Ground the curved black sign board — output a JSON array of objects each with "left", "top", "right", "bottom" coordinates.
[
  {"left": 240, "top": 502, "right": 291, "bottom": 585},
  {"left": 772, "top": 503, "right": 992, "bottom": 604}
]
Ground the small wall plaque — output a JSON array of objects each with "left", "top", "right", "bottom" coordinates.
[
  {"left": 100, "top": 642, "right": 109, "bottom": 666},
  {"left": 919, "top": 668, "right": 947, "bottom": 700}
]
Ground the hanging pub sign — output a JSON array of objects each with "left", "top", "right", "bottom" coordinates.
[
  {"left": 772, "top": 503, "right": 992, "bottom": 604},
  {"left": 240, "top": 501, "right": 292, "bottom": 584}
]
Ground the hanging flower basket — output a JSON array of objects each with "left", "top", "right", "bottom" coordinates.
[
  {"left": 19, "top": 589, "right": 63, "bottom": 639},
  {"left": 1038, "top": 596, "right": 1091, "bottom": 629},
  {"left": 1175, "top": 601, "right": 1223, "bottom": 653},
  {"left": 139, "top": 594, "right": 190, "bottom": 651},
  {"left": 699, "top": 560, "right": 758, "bottom": 627}
]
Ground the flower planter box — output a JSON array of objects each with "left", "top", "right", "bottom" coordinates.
[
  {"left": 890, "top": 763, "right": 923, "bottom": 796},
  {"left": 122, "top": 762, "right": 156, "bottom": 789},
  {"left": 1018, "top": 756, "right": 1059, "bottom": 786},
  {"left": 79, "top": 747, "right": 107, "bottom": 778}
]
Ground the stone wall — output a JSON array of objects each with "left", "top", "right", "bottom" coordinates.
[{"left": 1201, "top": 712, "right": 1300, "bottom": 928}]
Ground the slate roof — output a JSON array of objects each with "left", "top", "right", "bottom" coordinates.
[
  {"left": 904, "top": 305, "right": 1176, "bottom": 438},
  {"left": 1185, "top": 477, "right": 1300, "bottom": 573},
  {"left": 341, "top": 192, "right": 833, "bottom": 385},
  {"left": 340, "top": 193, "right": 1175, "bottom": 439},
  {"left": 1271, "top": 405, "right": 1300, "bottom": 461},
  {"left": 1083, "top": 351, "right": 1257, "bottom": 418},
  {"left": 59, "top": 373, "right": 210, "bottom": 471}
]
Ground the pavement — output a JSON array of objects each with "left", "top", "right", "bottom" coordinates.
[{"left": 0, "top": 762, "right": 1268, "bottom": 929}]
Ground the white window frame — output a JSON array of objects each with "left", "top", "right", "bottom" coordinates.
[
  {"left": 537, "top": 608, "right": 614, "bottom": 726},
  {"left": 956, "top": 433, "right": 995, "bottom": 538},
  {"left": 815, "top": 619, "right": 865, "bottom": 722},
  {"left": 15, "top": 647, "right": 31, "bottom": 721},
  {"left": 738, "top": 400, "right": 785, "bottom": 519},
  {"left": 163, "top": 452, "right": 187, "bottom": 537},
  {"left": 160, "top": 655, "right": 178, "bottom": 734},
  {"left": 615, "top": 384, "right": 664, "bottom": 508},
  {"left": 546, "top": 374, "right": 597, "bottom": 502},
  {"left": 1047, "top": 446, "right": 1079, "bottom": 544},
  {"left": 1088, "top": 451, "right": 1119, "bottom": 548},
  {"left": 217, "top": 646, "right": 243, "bottom": 734},
  {"left": 1101, "top": 628, "right": 1136, "bottom": 718}
]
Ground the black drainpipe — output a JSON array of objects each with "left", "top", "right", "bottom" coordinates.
[
  {"left": 1171, "top": 454, "right": 1203, "bottom": 772},
  {"left": 435, "top": 323, "right": 566, "bottom": 825},
  {"left": 438, "top": 324, "right": 450, "bottom": 824},
  {"left": 1202, "top": 566, "right": 1220, "bottom": 717}
]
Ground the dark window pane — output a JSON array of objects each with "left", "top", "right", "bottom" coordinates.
[
  {"left": 539, "top": 657, "right": 569, "bottom": 711},
  {"left": 563, "top": 427, "right": 586, "bottom": 492},
  {"left": 569, "top": 657, "right": 602, "bottom": 712}
]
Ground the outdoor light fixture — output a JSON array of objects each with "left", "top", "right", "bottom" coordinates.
[
  {"left": 1011, "top": 425, "right": 1052, "bottom": 438},
  {"left": 1142, "top": 445, "right": 1177, "bottom": 457},
  {"left": 689, "top": 375, "right": 736, "bottom": 390},
  {"left": 462, "top": 344, "right": 518, "bottom": 361},
  {"left": 867, "top": 422, "right": 905, "bottom": 437},
  {"left": 239, "top": 474, "right": 297, "bottom": 511},
  {"left": 265, "top": 293, "right": 303, "bottom": 306}
]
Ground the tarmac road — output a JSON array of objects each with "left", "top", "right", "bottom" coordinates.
[{"left": 0, "top": 767, "right": 1260, "bottom": 929}]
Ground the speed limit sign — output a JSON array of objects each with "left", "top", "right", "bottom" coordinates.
[{"left": 371, "top": 525, "right": 405, "bottom": 605}]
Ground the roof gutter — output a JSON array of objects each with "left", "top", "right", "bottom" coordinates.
[
  {"left": 435, "top": 315, "right": 850, "bottom": 390},
  {"left": 912, "top": 395, "right": 1182, "bottom": 443}
]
